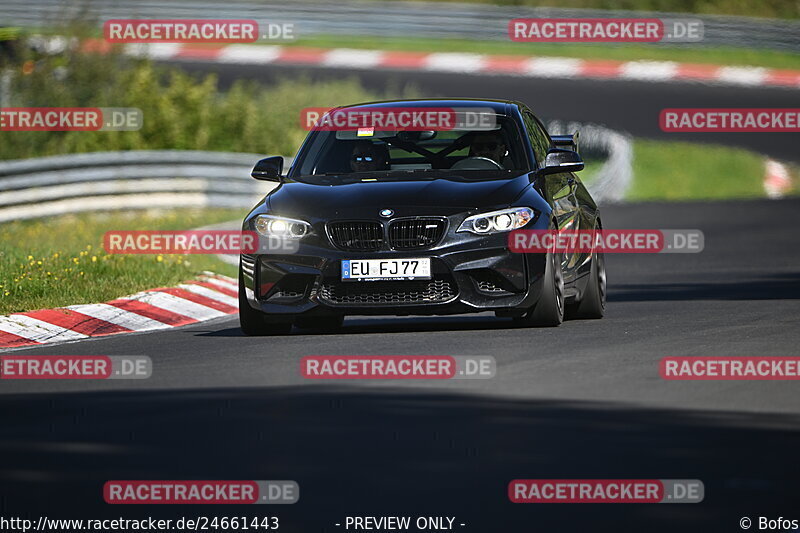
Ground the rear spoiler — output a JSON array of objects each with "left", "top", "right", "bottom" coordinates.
[{"left": 551, "top": 131, "right": 579, "bottom": 154}]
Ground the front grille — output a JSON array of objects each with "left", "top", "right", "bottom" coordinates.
[
  {"left": 319, "top": 278, "right": 455, "bottom": 306},
  {"left": 389, "top": 218, "right": 446, "bottom": 250},
  {"left": 328, "top": 221, "right": 384, "bottom": 251}
]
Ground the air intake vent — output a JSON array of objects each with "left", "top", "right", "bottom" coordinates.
[
  {"left": 319, "top": 277, "right": 455, "bottom": 306},
  {"left": 327, "top": 221, "right": 384, "bottom": 251},
  {"left": 388, "top": 218, "right": 446, "bottom": 250}
]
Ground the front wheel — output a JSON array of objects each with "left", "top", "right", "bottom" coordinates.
[{"left": 515, "top": 251, "right": 564, "bottom": 327}]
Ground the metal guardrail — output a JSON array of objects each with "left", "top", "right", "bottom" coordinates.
[
  {"left": 0, "top": 124, "right": 631, "bottom": 224},
  {"left": 547, "top": 121, "right": 633, "bottom": 203},
  {"left": 1, "top": 0, "right": 798, "bottom": 52},
  {"left": 0, "top": 151, "right": 281, "bottom": 223}
]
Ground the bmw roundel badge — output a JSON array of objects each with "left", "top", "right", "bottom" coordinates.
[{"left": 379, "top": 209, "right": 394, "bottom": 218}]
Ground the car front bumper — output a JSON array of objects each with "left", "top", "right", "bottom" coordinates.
[{"left": 241, "top": 231, "right": 549, "bottom": 317}]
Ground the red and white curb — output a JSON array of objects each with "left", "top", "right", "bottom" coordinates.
[
  {"left": 764, "top": 159, "right": 794, "bottom": 198},
  {"left": 81, "top": 40, "right": 800, "bottom": 89},
  {"left": 0, "top": 272, "right": 238, "bottom": 350}
]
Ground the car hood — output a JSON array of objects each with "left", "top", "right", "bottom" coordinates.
[{"left": 267, "top": 173, "right": 532, "bottom": 219}]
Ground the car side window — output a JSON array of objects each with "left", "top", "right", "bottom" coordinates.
[
  {"left": 522, "top": 112, "right": 548, "bottom": 167},
  {"left": 533, "top": 118, "right": 553, "bottom": 154}
]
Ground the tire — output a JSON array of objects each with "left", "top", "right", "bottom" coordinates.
[
  {"left": 294, "top": 315, "right": 344, "bottom": 333},
  {"left": 238, "top": 270, "right": 292, "bottom": 336},
  {"left": 515, "top": 251, "right": 564, "bottom": 327},
  {"left": 566, "top": 250, "right": 606, "bottom": 320}
]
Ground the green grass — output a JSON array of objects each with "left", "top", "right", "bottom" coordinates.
[
  {"left": 582, "top": 139, "right": 797, "bottom": 201},
  {"left": 24, "top": 21, "right": 800, "bottom": 70},
  {"left": 1, "top": 42, "right": 417, "bottom": 161},
  {"left": 576, "top": 160, "right": 603, "bottom": 185},
  {"left": 629, "top": 139, "right": 771, "bottom": 201},
  {"left": 289, "top": 34, "right": 800, "bottom": 70},
  {"left": 368, "top": 0, "right": 799, "bottom": 19},
  {"left": 0, "top": 209, "right": 243, "bottom": 315}
]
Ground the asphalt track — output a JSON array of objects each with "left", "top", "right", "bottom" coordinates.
[
  {"left": 2, "top": 58, "right": 800, "bottom": 531},
  {"left": 2, "top": 199, "right": 800, "bottom": 531},
  {"left": 170, "top": 61, "right": 800, "bottom": 162}
]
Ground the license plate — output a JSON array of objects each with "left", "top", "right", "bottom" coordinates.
[{"left": 342, "top": 258, "right": 431, "bottom": 281}]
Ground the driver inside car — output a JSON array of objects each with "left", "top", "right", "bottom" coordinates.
[
  {"left": 467, "top": 131, "right": 508, "bottom": 169},
  {"left": 350, "top": 141, "right": 390, "bottom": 172}
]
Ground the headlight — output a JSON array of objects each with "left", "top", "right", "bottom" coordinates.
[
  {"left": 255, "top": 215, "right": 311, "bottom": 239},
  {"left": 457, "top": 207, "right": 536, "bottom": 235}
]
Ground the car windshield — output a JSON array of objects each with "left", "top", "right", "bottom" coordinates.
[{"left": 291, "top": 114, "right": 529, "bottom": 180}]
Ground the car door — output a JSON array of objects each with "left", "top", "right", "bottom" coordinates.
[
  {"left": 536, "top": 118, "right": 600, "bottom": 276},
  {"left": 523, "top": 111, "right": 581, "bottom": 281}
]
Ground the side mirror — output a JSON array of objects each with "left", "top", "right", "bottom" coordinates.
[
  {"left": 540, "top": 148, "right": 584, "bottom": 176},
  {"left": 251, "top": 156, "right": 284, "bottom": 182}
]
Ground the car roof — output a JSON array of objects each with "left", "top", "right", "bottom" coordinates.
[{"left": 335, "top": 98, "right": 524, "bottom": 115}]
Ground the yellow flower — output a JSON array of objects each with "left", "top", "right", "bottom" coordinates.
[
  {"left": 156, "top": 255, "right": 163, "bottom": 262},
  {"left": 73, "top": 257, "right": 79, "bottom": 264},
  {"left": 91, "top": 256, "right": 97, "bottom": 262},
  {"left": 37, "top": 260, "right": 42, "bottom": 265},
  {"left": 27, "top": 255, "right": 33, "bottom": 260},
  {"left": 86, "top": 244, "right": 92, "bottom": 250},
  {"left": 53, "top": 252, "right": 59, "bottom": 258}
]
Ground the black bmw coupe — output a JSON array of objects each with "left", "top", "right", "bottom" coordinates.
[{"left": 239, "top": 99, "right": 605, "bottom": 334}]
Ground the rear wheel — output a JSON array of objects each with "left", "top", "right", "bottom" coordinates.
[
  {"left": 566, "top": 250, "right": 606, "bottom": 320},
  {"left": 515, "top": 251, "right": 564, "bottom": 327},
  {"left": 238, "top": 271, "right": 292, "bottom": 336}
]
